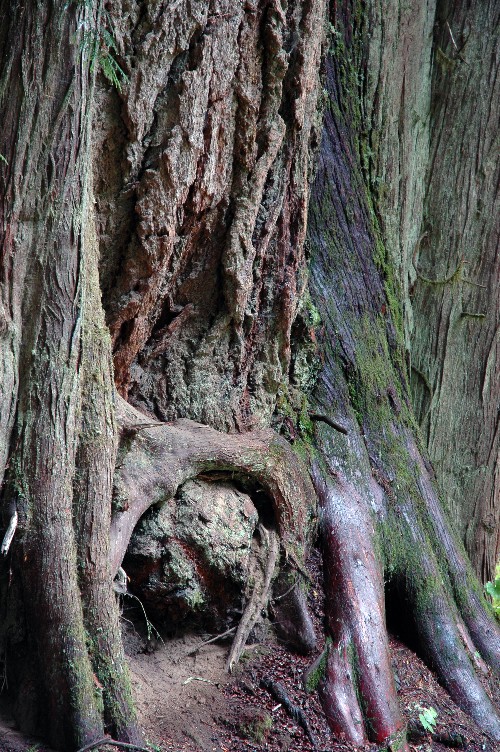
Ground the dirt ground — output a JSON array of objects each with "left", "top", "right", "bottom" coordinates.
[
  {"left": 0, "top": 547, "right": 498, "bottom": 752},
  {"left": 124, "top": 621, "right": 498, "bottom": 752},
  {"left": 0, "top": 624, "right": 497, "bottom": 752}
]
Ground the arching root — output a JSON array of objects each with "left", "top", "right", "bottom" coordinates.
[
  {"left": 112, "top": 396, "right": 317, "bottom": 669},
  {"left": 112, "top": 396, "right": 315, "bottom": 574}
]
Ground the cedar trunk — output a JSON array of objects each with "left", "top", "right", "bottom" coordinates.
[{"left": 0, "top": 1, "right": 498, "bottom": 751}]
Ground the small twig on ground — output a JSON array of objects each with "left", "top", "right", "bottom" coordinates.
[
  {"left": 261, "top": 677, "right": 317, "bottom": 749},
  {"left": 186, "top": 626, "right": 236, "bottom": 655},
  {"left": 183, "top": 676, "right": 215, "bottom": 685},
  {"left": 76, "top": 737, "right": 152, "bottom": 752}
]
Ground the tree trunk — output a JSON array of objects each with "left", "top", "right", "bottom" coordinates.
[
  {"left": 307, "top": 3, "right": 500, "bottom": 741},
  {"left": 0, "top": 0, "right": 499, "bottom": 750},
  {"left": 0, "top": 2, "right": 139, "bottom": 748},
  {"left": 95, "top": 0, "right": 325, "bottom": 432},
  {"left": 410, "top": 1, "right": 500, "bottom": 583}
]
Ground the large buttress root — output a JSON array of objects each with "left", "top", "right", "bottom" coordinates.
[
  {"left": 304, "top": 7, "right": 500, "bottom": 744},
  {"left": 396, "top": 436, "right": 500, "bottom": 738},
  {"left": 73, "top": 218, "right": 142, "bottom": 747},
  {"left": 312, "top": 464, "right": 407, "bottom": 750},
  {"left": 309, "top": 432, "right": 500, "bottom": 747},
  {"left": 411, "top": 445, "right": 500, "bottom": 676}
]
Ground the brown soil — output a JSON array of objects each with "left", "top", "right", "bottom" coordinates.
[
  {"left": 0, "top": 624, "right": 496, "bottom": 752},
  {"left": 120, "top": 546, "right": 499, "bottom": 752},
  {"left": 123, "top": 624, "right": 498, "bottom": 752},
  {"left": 0, "top": 546, "right": 497, "bottom": 752}
]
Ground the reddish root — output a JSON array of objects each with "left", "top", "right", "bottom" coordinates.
[{"left": 312, "top": 464, "right": 407, "bottom": 749}]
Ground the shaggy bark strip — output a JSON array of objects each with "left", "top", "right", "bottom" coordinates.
[
  {"left": 73, "top": 200, "right": 141, "bottom": 745},
  {"left": 0, "top": 2, "right": 112, "bottom": 748},
  {"left": 0, "top": 3, "right": 146, "bottom": 749}
]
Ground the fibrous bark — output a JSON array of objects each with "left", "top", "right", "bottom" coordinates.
[
  {"left": 306, "top": 3, "right": 500, "bottom": 745},
  {"left": 410, "top": 1, "right": 500, "bottom": 583},
  {"left": 94, "top": 0, "right": 326, "bottom": 431},
  {"left": 0, "top": 3, "right": 139, "bottom": 748}
]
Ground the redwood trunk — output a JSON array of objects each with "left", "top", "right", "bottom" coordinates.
[
  {"left": 0, "top": 2, "right": 138, "bottom": 748},
  {"left": 0, "top": 1, "right": 499, "bottom": 750},
  {"left": 410, "top": 1, "right": 500, "bottom": 583}
]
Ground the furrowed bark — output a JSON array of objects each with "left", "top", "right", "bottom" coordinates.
[
  {"left": 0, "top": 2, "right": 104, "bottom": 747},
  {"left": 306, "top": 3, "right": 500, "bottom": 743},
  {"left": 96, "top": 0, "right": 326, "bottom": 432},
  {"left": 410, "top": 1, "right": 500, "bottom": 582}
]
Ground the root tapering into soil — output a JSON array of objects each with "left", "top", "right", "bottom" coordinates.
[{"left": 227, "top": 525, "right": 280, "bottom": 672}]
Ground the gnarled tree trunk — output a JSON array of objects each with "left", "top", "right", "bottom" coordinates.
[{"left": 0, "top": 0, "right": 499, "bottom": 750}]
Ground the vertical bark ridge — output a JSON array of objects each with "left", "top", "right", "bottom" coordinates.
[
  {"left": 411, "top": 0, "right": 500, "bottom": 581},
  {"left": 362, "top": 0, "right": 436, "bottom": 347},
  {"left": 74, "top": 193, "right": 142, "bottom": 745},
  {"left": 0, "top": 2, "right": 107, "bottom": 747}
]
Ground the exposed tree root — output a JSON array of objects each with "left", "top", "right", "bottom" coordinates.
[
  {"left": 261, "top": 677, "right": 318, "bottom": 748},
  {"left": 411, "top": 445, "right": 500, "bottom": 676},
  {"left": 114, "top": 395, "right": 500, "bottom": 750},
  {"left": 76, "top": 738, "right": 151, "bottom": 752},
  {"left": 112, "top": 396, "right": 317, "bottom": 673},
  {"left": 312, "top": 464, "right": 408, "bottom": 750},
  {"left": 311, "top": 437, "right": 500, "bottom": 748},
  {"left": 111, "top": 396, "right": 315, "bottom": 575},
  {"left": 226, "top": 525, "right": 279, "bottom": 672}
]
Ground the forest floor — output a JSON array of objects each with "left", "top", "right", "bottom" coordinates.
[
  {"left": 0, "top": 548, "right": 497, "bottom": 752},
  {"left": 123, "top": 547, "right": 499, "bottom": 752},
  {"left": 125, "top": 628, "right": 498, "bottom": 752}
]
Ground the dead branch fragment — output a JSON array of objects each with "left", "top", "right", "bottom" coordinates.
[
  {"left": 407, "top": 721, "right": 466, "bottom": 748},
  {"left": 186, "top": 627, "right": 236, "bottom": 655},
  {"left": 261, "top": 677, "right": 317, "bottom": 749},
  {"left": 76, "top": 736, "right": 152, "bottom": 752}
]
